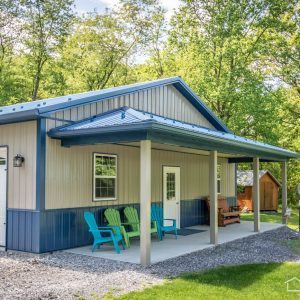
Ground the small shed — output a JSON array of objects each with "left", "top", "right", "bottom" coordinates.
[{"left": 237, "top": 170, "right": 280, "bottom": 211}]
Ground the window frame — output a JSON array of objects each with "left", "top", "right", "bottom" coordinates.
[{"left": 93, "top": 153, "right": 117, "bottom": 201}]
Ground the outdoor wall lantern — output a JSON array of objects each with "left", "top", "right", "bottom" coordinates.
[{"left": 13, "top": 154, "right": 25, "bottom": 167}]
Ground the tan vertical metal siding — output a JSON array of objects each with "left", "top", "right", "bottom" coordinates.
[
  {"left": 220, "top": 162, "right": 235, "bottom": 196},
  {"left": 48, "top": 85, "right": 215, "bottom": 130},
  {"left": 0, "top": 121, "right": 37, "bottom": 209},
  {"left": 45, "top": 140, "right": 235, "bottom": 209},
  {"left": 45, "top": 140, "right": 140, "bottom": 209}
]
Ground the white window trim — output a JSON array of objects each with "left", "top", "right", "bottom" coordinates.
[{"left": 93, "top": 153, "right": 117, "bottom": 201}]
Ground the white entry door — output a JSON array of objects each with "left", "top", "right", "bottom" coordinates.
[
  {"left": 163, "top": 166, "right": 180, "bottom": 229},
  {"left": 0, "top": 148, "right": 7, "bottom": 247}
]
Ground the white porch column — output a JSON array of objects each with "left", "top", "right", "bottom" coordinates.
[
  {"left": 253, "top": 157, "right": 260, "bottom": 232},
  {"left": 209, "top": 150, "right": 218, "bottom": 245},
  {"left": 281, "top": 161, "right": 288, "bottom": 225},
  {"left": 140, "top": 140, "right": 151, "bottom": 266}
]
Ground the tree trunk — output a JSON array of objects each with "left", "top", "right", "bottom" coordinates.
[{"left": 32, "top": 58, "right": 46, "bottom": 101}]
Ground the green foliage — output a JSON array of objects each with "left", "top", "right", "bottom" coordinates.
[
  {"left": 115, "top": 263, "right": 300, "bottom": 299},
  {"left": 21, "top": 0, "right": 75, "bottom": 100},
  {"left": 237, "top": 185, "right": 245, "bottom": 194},
  {"left": 0, "top": 0, "right": 299, "bottom": 203}
]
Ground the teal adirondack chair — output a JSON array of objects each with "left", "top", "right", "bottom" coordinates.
[
  {"left": 104, "top": 208, "right": 140, "bottom": 248},
  {"left": 151, "top": 204, "right": 178, "bottom": 240},
  {"left": 84, "top": 211, "right": 125, "bottom": 254},
  {"left": 124, "top": 206, "right": 160, "bottom": 239}
]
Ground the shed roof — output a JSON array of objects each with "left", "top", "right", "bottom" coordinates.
[
  {"left": 0, "top": 76, "right": 229, "bottom": 132},
  {"left": 237, "top": 170, "right": 281, "bottom": 186},
  {"left": 48, "top": 107, "right": 299, "bottom": 161}
]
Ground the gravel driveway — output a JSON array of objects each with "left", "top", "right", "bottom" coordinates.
[{"left": 1, "top": 226, "right": 299, "bottom": 300}]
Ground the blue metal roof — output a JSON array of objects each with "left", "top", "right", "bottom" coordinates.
[
  {"left": 48, "top": 107, "right": 299, "bottom": 160},
  {"left": 0, "top": 76, "right": 229, "bottom": 132}
]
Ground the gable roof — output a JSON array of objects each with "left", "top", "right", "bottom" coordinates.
[
  {"left": 0, "top": 76, "right": 230, "bottom": 132},
  {"left": 48, "top": 107, "right": 299, "bottom": 160},
  {"left": 237, "top": 170, "right": 281, "bottom": 187}
]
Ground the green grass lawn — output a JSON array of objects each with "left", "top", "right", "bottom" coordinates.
[
  {"left": 103, "top": 210, "right": 300, "bottom": 300},
  {"left": 108, "top": 263, "right": 300, "bottom": 300},
  {"left": 240, "top": 209, "right": 299, "bottom": 231}
]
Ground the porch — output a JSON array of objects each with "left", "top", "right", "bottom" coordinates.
[
  {"left": 65, "top": 221, "right": 283, "bottom": 264},
  {"left": 46, "top": 107, "right": 299, "bottom": 266}
]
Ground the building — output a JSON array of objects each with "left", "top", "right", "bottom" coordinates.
[
  {"left": 0, "top": 76, "right": 298, "bottom": 265},
  {"left": 237, "top": 170, "right": 280, "bottom": 211}
]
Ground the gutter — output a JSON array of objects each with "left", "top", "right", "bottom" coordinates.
[{"left": 0, "top": 109, "right": 40, "bottom": 125}]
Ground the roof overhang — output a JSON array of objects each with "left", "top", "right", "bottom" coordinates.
[
  {"left": 48, "top": 121, "right": 299, "bottom": 162},
  {"left": 0, "top": 109, "right": 40, "bottom": 125}
]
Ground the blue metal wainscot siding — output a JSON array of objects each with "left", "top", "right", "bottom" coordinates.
[
  {"left": 39, "top": 204, "right": 140, "bottom": 253},
  {"left": 180, "top": 199, "right": 209, "bottom": 227},
  {"left": 7, "top": 198, "right": 229, "bottom": 253},
  {"left": 7, "top": 209, "right": 40, "bottom": 253},
  {"left": 38, "top": 199, "right": 208, "bottom": 253}
]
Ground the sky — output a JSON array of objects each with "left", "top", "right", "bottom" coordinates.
[{"left": 74, "top": 0, "right": 181, "bottom": 19}]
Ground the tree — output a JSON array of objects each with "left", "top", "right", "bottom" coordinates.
[
  {"left": 58, "top": 0, "right": 166, "bottom": 92},
  {"left": 60, "top": 13, "right": 136, "bottom": 92},
  {"left": 154, "top": 0, "right": 297, "bottom": 143},
  {"left": 21, "top": 0, "right": 74, "bottom": 100},
  {"left": 0, "top": 0, "right": 24, "bottom": 105}
]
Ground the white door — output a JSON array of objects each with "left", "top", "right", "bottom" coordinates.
[
  {"left": 163, "top": 166, "right": 180, "bottom": 229},
  {"left": 0, "top": 148, "right": 7, "bottom": 247}
]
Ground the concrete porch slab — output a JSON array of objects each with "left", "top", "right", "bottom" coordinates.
[{"left": 64, "top": 221, "right": 283, "bottom": 264}]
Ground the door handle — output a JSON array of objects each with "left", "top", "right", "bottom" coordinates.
[{"left": 176, "top": 202, "right": 179, "bottom": 204}]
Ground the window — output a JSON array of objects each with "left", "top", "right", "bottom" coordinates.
[
  {"left": 166, "top": 172, "right": 176, "bottom": 200},
  {"left": 93, "top": 154, "right": 117, "bottom": 201},
  {"left": 217, "top": 164, "right": 221, "bottom": 194}
]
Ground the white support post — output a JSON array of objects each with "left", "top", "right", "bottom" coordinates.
[
  {"left": 209, "top": 150, "right": 218, "bottom": 245},
  {"left": 140, "top": 140, "right": 151, "bottom": 266},
  {"left": 281, "top": 161, "right": 287, "bottom": 225},
  {"left": 253, "top": 157, "right": 260, "bottom": 232}
]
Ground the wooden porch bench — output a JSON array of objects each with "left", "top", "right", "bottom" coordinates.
[{"left": 206, "top": 196, "right": 240, "bottom": 227}]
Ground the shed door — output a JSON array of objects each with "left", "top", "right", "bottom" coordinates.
[
  {"left": 264, "top": 182, "right": 274, "bottom": 210},
  {"left": 0, "top": 148, "right": 7, "bottom": 247}
]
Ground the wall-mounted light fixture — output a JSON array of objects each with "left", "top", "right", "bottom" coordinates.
[{"left": 13, "top": 154, "right": 25, "bottom": 167}]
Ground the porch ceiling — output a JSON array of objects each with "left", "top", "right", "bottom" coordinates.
[{"left": 48, "top": 107, "right": 300, "bottom": 162}]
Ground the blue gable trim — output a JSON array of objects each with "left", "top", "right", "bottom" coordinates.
[{"left": 173, "top": 81, "right": 229, "bottom": 132}]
